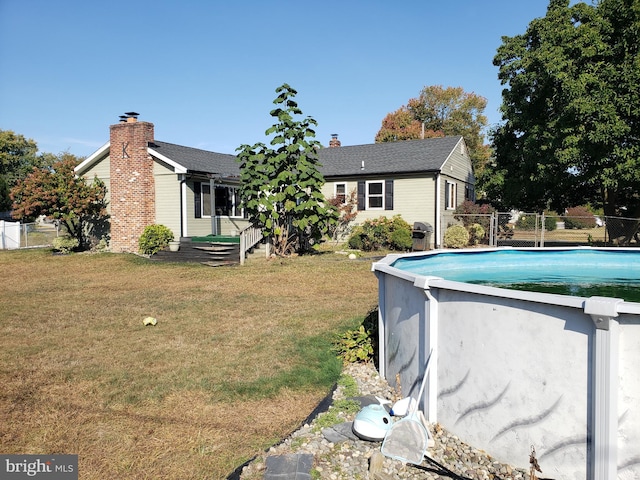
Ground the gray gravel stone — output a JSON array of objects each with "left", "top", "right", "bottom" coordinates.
[{"left": 239, "top": 362, "right": 531, "bottom": 480}]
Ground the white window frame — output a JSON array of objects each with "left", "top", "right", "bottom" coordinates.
[
  {"left": 366, "top": 180, "right": 384, "bottom": 210},
  {"left": 215, "top": 185, "right": 244, "bottom": 218},
  {"left": 201, "top": 183, "right": 212, "bottom": 217},
  {"left": 335, "top": 183, "right": 347, "bottom": 204},
  {"left": 445, "top": 180, "right": 457, "bottom": 210}
]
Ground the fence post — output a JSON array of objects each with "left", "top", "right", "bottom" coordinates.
[
  {"left": 240, "top": 230, "right": 246, "bottom": 265},
  {"left": 540, "top": 212, "right": 545, "bottom": 248},
  {"left": 490, "top": 212, "right": 497, "bottom": 247}
]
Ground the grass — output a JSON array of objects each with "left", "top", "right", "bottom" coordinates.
[
  {"left": 506, "top": 225, "right": 608, "bottom": 244},
  {"left": 0, "top": 248, "right": 379, "bottom": 479}
]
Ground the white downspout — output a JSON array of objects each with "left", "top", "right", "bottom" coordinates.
[
  {"left": 180, "top": 175, "right": 188, "bottom": 238},
  {"left": 435, "top": 173, "right": 441, "bottom": 249}
]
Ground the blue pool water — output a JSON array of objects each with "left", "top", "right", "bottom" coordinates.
[{"left": 392, "top": 249, "right": 640, "bottom": 301}]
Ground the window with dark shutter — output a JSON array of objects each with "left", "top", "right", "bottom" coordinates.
[
  {"left": 194, "top": 182, "right": 202, "bottom": 218},
  {"left": 335, "top": 183, "right": 346, "bottom": 204},
  {"left": 385, "top": 179, "right": 394, "bottom": 210},
  {"left": 357, "top": 181, "right": 365, "bottom": 210},
  {"left": 367, "top": 181, "right": 383, "bottom": 209}
]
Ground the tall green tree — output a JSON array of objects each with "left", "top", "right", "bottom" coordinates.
[
  {"left": 236, "top": 84, "right": 338, "bottom": 256},
  {"left": 10, "top": 153, "right": 107, "bottom": 247},
  {"left": 490, "top": 0, "right": 640, "bottom": 230},
  {"left": 376, "top": 85, "right": 491, "bottom": 181}
]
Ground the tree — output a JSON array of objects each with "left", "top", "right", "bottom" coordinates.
[
  {"left": 376, "top": 86, "right": 491, "bottom": 181},
  {"left": 0, "top": 130, "right": 54, "bottom": 211},
  {"left": 236, "top": 84, "right": 338, "bottom": 256},
  {"left": 490, "top": 0, "right": 640, "bottom": 235},
  {"left": 326, "top": 188, "right": 358, "bottom": 243},
  {"left": 10, "top": 153, "right": 108, "bottom": 247},
  {"left": 374, "top": 107, "right": 424, "bottom": 143}
]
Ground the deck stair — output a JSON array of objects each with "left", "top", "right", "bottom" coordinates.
[{"left": 150, "top": 237, "right": 240, "bottom": 266}]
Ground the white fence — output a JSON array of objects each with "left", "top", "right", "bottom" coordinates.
[
  {"left": 0, "top": 221, "right": 59, "bottom": 250},
  {"left": 0, "top": 220, "right": 20, "bottom": 249}
]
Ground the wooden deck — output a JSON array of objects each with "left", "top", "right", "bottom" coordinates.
[{"left": 149, "top": 238, "right": 240, "bottom": 267}]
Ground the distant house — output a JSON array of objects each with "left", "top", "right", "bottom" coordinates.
[{"left": 75, "top": 114, "right": 475, "bottom": 252}]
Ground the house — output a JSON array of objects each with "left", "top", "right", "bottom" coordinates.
[
  {"left": 318, "top": 134, "right": 475, "bottom": 247},
  {"left": 75, "top": 114, "right": 475, "bottom": 253}
]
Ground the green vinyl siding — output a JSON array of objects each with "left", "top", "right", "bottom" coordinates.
[
  {"left": 79, "top": 154, "right": 111, "bottom": 214},
  {"left": 153, "top": 162, "right": 181, "bottom": 240},
  {"left": 393, "top": 177, "right": 436, "bottom": 227},
  {"left": 186, "top": 180, "right": 213, "bottom": 237},
  {"left": 323, "top": 175, "right": 437, "bottom": 228}
]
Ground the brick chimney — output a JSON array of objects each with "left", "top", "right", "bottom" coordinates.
[
  {"left": 329, "top": 133, "right": 341, "bottom": 148},
  {"left": 109, "top": 112, "right": 156, "bottom": 253}
]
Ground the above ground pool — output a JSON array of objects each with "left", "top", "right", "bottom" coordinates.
[
  {"left": 391, "top": 248, "right": 640, "bottom": 301},
  {"left": 372, "top": 246, "right": 640, "bottom": 479}
]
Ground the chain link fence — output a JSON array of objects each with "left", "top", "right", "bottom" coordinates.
[
  {"left": 441, "top": 212, "right": 640, "bottom": 248},
  {"left": 0, "top": 221, "right": 60, "bottom": 249}
]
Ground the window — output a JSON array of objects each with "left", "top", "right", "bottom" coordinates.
[
  {"left": 335, "top": 183, "right": 346, "bottom": 204},
  {"left": 445, "top": 180, "right": 457, "bottom": 210},
  {"left": 357, "top": 180, "right": 394, "bottom": 211},
  {"left": 202, "top": 184, "right": 211, "bottom": 216},
  {"left": 215, "top": 185, "right": 244, "bottom": 217},
  {"left": 465, "top": 185, "right": 474, "bottom": 202},
  {"left": 367, "top": 181, "right": 384, "bottom": 209},
  {"left": 194, "top": 181, "right": 211, "bottom": 218},
  {"left": 196, "top": 182, "right": 244, "bottom": 218}
]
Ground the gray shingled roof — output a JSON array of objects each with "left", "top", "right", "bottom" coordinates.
[
  {"left": 317, "top": 136, "right": 463, "bottom": 177},
  {"left": 150, "top": 140, "right": 241, "bottom": 177},
  {"left": 149, "top": 136, "right": 462, "bottom": 178}
]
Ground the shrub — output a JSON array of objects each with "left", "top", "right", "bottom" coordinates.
[
  {"left": 543, "top": 213, "right": 557, "bottom": 231},
  {"left": 389, "top": 228, "right": 412, "bottom": 251},
  {"left": 345, "top": 215, "right": 412, "bottom": 252},
  {"left": 347, "top": 230, "right": 364, "bottom": 250},
  {"left": 454, "top": 201, "right": 495, "bottom": 230},
  {"left": 516, "top": 213, "right": 558, "bottom": 231},
  {"left": 334, "top": 325, "right": 374, "bottom": 363},
  {"left": 333, "top": 307, "right": 378, "bottom": 364},
  {"left": 93, "top": 237, "right": 109, "bottom": 253},
  {"left": 468, "top": 223, "right": 485, "bottom": 245},
  {"left": 53, "top": 235, "right": 79, "bottom": 254},
  {"left": 564, "top": 206, "right": 596, "bottom": 229},
  {"left": 138, "top": 224, "right": 175, "bottom": 255},
  {"left": 443, "top": 225, "right": 469, "bottom": 248},
  {"left": 516, "top": 214, "right": 537, "bottom": 230}
]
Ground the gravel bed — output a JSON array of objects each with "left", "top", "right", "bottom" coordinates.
[{"left": 239, "top": 362, "right": 533, "bottom": 479}]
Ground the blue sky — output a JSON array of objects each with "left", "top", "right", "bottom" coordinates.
[{"left": 0, "top": 0, "right": 552, "bottom": 157}]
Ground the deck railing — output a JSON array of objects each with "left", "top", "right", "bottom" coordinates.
[{"left": 239, "top": 225, "right": 268, "bottom": 265}]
